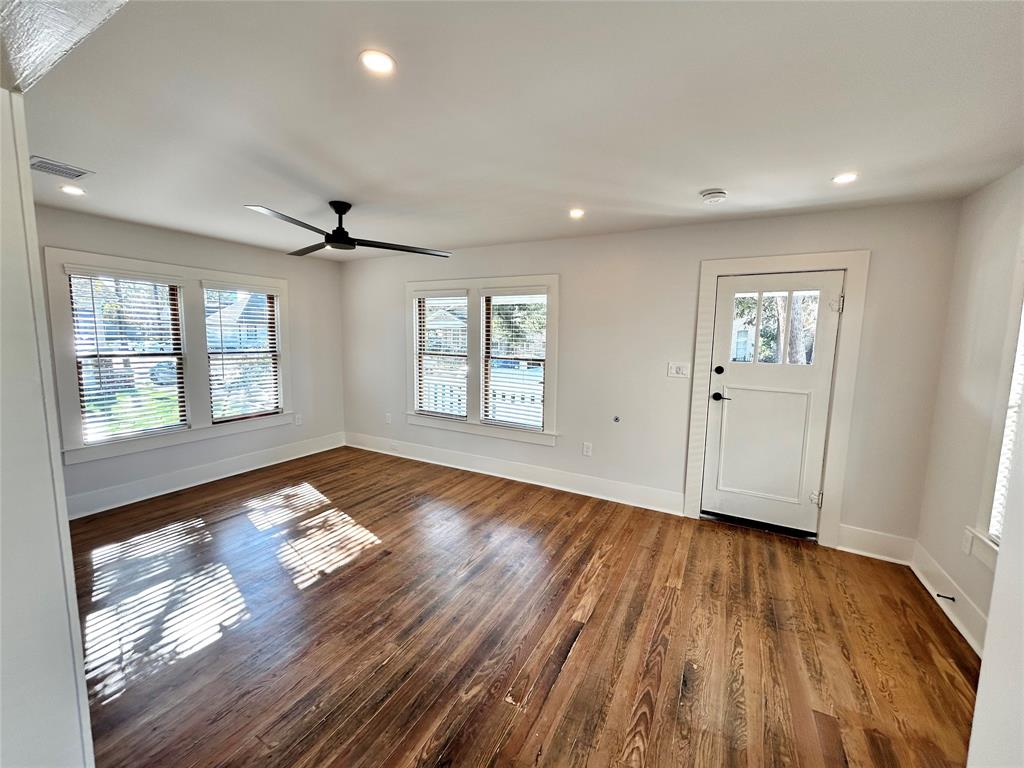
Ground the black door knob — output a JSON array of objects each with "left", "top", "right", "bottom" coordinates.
[
  {"left": 713, "top": 365, "right": 725, "bottom": 374},
  {"left": 711, "top": 392, "right": 732, "bottom": 402}
]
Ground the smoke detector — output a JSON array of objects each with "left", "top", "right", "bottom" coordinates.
[{"left": 700, "top": 188, "right": 728, "bottom": 205}]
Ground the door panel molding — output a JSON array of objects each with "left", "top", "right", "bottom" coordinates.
[
  {"left": 716, "top": 385, "right": 811, "bottom": 504},
  {"left": 684, "top": 250, "right": 871, "bottom": 548}
]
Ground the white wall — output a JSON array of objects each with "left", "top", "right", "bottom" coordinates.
[
  {"left": 1, "top": 88, "right": 93, "bottom": 767},
  {"left": 916, "top": 165, "right": 1024, "bottom": 648},
  {"left": 968, "top": 396, "right": 1024, "bottom": 766},
  {"left": 33, "top": 206, "right": 347, "bottom": 515},
  {"left": 341, "top": 200, "right": 960, "bottom": 543}
]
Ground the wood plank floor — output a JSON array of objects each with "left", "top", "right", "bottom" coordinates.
[{"left": 70, "top": 447, "right": 979, "bottom": 767}]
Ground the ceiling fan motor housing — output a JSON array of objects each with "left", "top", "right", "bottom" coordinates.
[{"left": 327, "top": 200, "right": 356, "bottom": 248}]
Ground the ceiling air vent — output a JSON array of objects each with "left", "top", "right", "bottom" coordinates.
[{"left": 29, "top": 155, "right": 93, "bottom": 180}]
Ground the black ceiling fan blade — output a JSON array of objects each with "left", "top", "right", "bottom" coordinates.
[
  {"left": 245, "top": 205, "right": 328, "bottom": 236},
  {"left": 352, "top": 238, "right": 452, "bottom": 258},
  {"left": 288, "top": 242, "right": 327, "bottom": 256}
]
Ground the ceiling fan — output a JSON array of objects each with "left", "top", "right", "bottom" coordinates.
[{"left": 245, "top": 200, "right": 451, "bottom": 258}]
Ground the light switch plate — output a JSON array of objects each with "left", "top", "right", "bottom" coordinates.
[{"left": 667, "top": 361, "right": 690, "bottom": 378}]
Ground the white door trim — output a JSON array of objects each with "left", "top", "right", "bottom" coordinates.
[{"left": 684, "top": 250, "right": 870, "bottom": 548}]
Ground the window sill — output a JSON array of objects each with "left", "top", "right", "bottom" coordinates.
[
  {"left": 406, "top": 413, "right": 557, "bottom": 446},
  {"left": 964, "top": 526, "right": 999, "bottom": 571},
  {"left": 62, "top": 411, "right": 296, "bottom": 465}
]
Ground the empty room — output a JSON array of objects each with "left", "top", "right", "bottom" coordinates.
[{"left": 2, "top": 2, "right": 1023, "bottom": 766}]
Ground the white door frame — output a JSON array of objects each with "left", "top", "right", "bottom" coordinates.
[{"left": 684, "top": 250, "right": 870, "bottom": 548}]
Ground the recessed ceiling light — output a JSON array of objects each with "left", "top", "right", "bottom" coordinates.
[
  {"left": 569, "top": 208, "right": 585, "bottom": 220},
  {"left": 60, "top": 184, "right": 86, "bottom": 196},
  {"left": 360, "top": 49, "right": 395, "bottom": 75},
  {"left": 699, "top": 188, "right": 728, "bottom": 205},
  {"left": 832, "top": 171, "right": 858, "bottom": 185}
]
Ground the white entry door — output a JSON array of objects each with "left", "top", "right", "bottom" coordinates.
[{"left": 701, "top": 271, "right": 844, "bottom": 533}]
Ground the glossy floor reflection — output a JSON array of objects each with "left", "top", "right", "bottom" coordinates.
[{"left": 71, "top": 447, "right": 979, "bottom": 768}]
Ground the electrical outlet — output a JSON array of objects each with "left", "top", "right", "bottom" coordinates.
[
  {"left": 667, "top": 361, "right": 689, "bottom": 378},
  {"left": 294, "top": 413, "right": 303, "bottom": 425},
  {"left": 582, "top": 441, "right": 593, "bottom": 457},
  {"left": 385, "top": 412, "right": 392, "bottom": 425}
]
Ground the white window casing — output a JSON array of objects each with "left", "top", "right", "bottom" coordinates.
[
  {"left": 45, "top": 247, "right": 292, "bottom": 463},
  {"left": 406, "top": 274, "right": 559, "bottom": 446}
]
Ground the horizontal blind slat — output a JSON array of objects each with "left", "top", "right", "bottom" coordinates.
[
  {"left": 69, "top": 273, "right": 187, "bottom": 444},
  {"left": 205, "top": 287, "right": 282, "bottom": 423},
  {"left": 414, "top": 296, "right": 468, "bottom": 418},
  {"left": 483, "top": 294, "right": 547, "bottom": 430}
]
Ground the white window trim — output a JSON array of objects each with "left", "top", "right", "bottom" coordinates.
[
  {"left": 684, "top": 250, "right": 870, "bottom": 548},
  {"left": 975, "top": 245, "right": 1024, "bottom": 554},
  {"left": 962, "top": 525, "right": 1000, "bottom": 571},
  {"left": 405, "top": 274, "right": 559, "bottom": 446},
  {"left": 44, "top": 247, "right": 293, "bottom": 464}
]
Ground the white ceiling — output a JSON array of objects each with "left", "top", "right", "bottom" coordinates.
[{"left": 25, "top": 1, "right": 1024, "bottom": 260}]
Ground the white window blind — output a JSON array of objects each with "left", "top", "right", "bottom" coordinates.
[
  {"left": 482, "top": 293, "right": 547, "bottom": 430},
  {"left": 414, "top": 295, "right": 468, "bottom": 418},
  {"left": 69, "top": 273, "right": 187, "bottom": 444},
  {"left": 204, "top": 287, "right": 282, "bottom": 422}
]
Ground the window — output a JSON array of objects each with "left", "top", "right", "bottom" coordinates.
[
  {"left": 758, "top": 291, "right": 787, "bottom": 363},
  {"left": 205, "top": 287, "right": 282, "bottom": 422},
  {"left": 988, "top": 301, "right": 1024, "bottom": 542},
  {"left": 48, "top": 249, "right": 291, "bottom": 461},
  {"left": 413, "top": 295, "right": 468, "bottom": 418},
  {"left": 482, "top": 293, "right": 547, "bottom": 429},
  {"left": 787, "top": 291, "right": 820, "bottom": 365},
  {"left": 68, "top": 272, "right": 187, "bottom": 443},
  {"left": 730, "top": 293, "right": 756, "bottom": 362},
  {"left": 730, "top": 289, "right": 819, "bottom": 366},
  {"left": 407, "top": 275, "right": 558, "bottom": 445}
]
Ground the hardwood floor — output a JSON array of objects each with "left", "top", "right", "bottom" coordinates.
[{"left": 70, "top": 447, "right": 979, "bottom": 767}]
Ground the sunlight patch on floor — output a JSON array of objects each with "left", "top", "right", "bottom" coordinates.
[
  {"left": 85, "top": 517, "right": 237, "bottom": 705},
  {"left": 90, "top": 518, "right": 211, "bottom": 602},
  {"left": 278, "top": 507, "right": 381, "bottom": 589},
  {"left": 245, "top": 482, "right": 333, "bottom": 530}
]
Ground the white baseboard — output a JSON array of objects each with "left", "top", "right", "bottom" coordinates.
[
  {"left": 66, "top": 432, "right": 347, "bottom": 519},
  {"left": 837, "top": 523, "right": 915, "bottom": 564},
  {"left": 64, "top": 429, "right": 987, "bottom": 656},
  {"left": 910, "top": 542, "right": 987, "bottom": 655},
  {"left": 836, "top": 526, "right": 985, "bottom": 653},
  {"left": 344, "top": 432, "right": 686, "bottom": 517}
]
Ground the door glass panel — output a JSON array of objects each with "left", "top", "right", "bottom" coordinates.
[
  {"left": 758, "top": 292, "right": 787, "bottom": 364},
  {"left": 730, "top": 293, "right": 757, "bottom": 362},
  {"left": 787, "top": 290, "right": 819, "bottom": 365}
]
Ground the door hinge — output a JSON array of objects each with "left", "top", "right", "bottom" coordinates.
[
  {"left": 831, "top": 294, "right": 845, "bottom": 313},
  {"left": 810, "top": 491, "right": 824, "bottom": 509}
]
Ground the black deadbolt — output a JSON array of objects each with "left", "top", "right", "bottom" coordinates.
[
  {"left": 713, "top": 365, "right": 725, "bottom": 374},
  {"left": 711, "top": 392, "right": 732, "bottom": 402}
]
